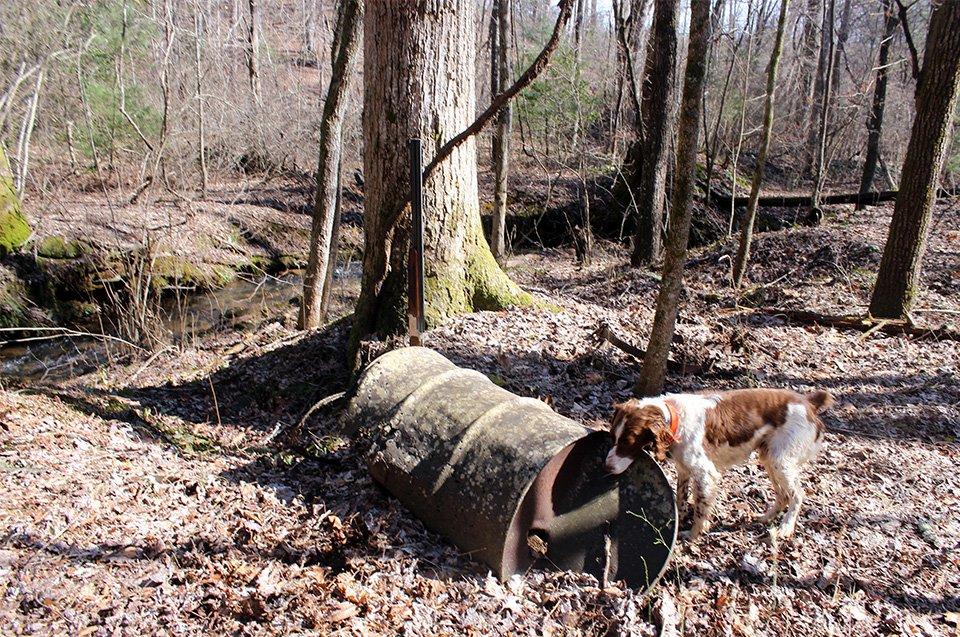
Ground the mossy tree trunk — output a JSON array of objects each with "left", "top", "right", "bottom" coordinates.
[
  {"left": 731, "top": 0, "right": 790, "bottom": 289},
  {"left": 869, "top": 1, "right": 960, "bottom": 319},
  {"left": 300, "top": 0, "right": 364, "bottom": 330},
  {"left": 636, "top": 0, "right": 713, "bottom": 396},
  {"left": 0, "top": 146, "right": 29, "bottom": 256},
  {"left": 628, "top": 0, "right": 678, "bottom": 267},
  {"left": 350, "top": 1, "right": 530, "bottom": 354}
]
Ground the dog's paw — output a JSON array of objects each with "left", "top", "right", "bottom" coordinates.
[{"left": 755, "top": 509, "right": 781, "bottom": 524}]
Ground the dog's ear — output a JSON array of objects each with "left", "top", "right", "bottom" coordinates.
[
  {"left": 650, "top": 423, "right": 675, "bottom": 462},
  {"left": 806, "top": 390, "right": 835, "bottom": 413},
  {"left": 610, "top": 401, "right": 632, "bottom": 432}
]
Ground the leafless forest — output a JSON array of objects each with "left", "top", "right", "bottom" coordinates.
[{"left": 1, "top": 0, "right": 958, "bottom": 635}]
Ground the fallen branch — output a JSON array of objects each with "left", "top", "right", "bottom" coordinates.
[
  {"left": 0, "top": 326, "right": 145, "bottom": 351},
  {"left": 752, "top": 308, "right": 960, "bottom": 341},
  {"left": 297, "top": 390, "right": 348, "bottom": 431},
  {"left": 589, "top": 322, "right": 708, "bottom": 375}
]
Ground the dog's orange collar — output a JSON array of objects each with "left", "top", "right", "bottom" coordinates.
[{"left": 664, "top": 400, "right": 681, "bottom": 442}]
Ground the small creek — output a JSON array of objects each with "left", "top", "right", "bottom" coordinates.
[{"left": 1, "top": 264, "right": 361, "bottom": 384}]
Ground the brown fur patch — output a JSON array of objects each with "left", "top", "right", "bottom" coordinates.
[
  {"left": 703, "top": 389, "right": 801, "bottom": 447},
  {"left": 699, "top": 388, "right": 834, "bottom": 447},
  {"left": 610, "top": 402, "right": 674, "bottom": 461}
]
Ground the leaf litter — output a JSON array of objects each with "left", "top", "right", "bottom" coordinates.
[{"left": 1, "top": 202, "right": 958, "bottom": 635}]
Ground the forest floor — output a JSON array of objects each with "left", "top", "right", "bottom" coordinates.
[{"left": 2, "top": 200, "right": 959, "bottom": 636}]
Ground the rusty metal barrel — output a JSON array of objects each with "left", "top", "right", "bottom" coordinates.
[{"left": 343, "top": 347, "right": 677, "bottom": 590}]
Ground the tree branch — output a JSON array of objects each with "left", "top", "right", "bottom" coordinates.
[
  {"left": 421, "top": 0, "right": 575, "bottom": 181},
  {"left": 895, "top": 0, "right": 921, "bottom": 82}
]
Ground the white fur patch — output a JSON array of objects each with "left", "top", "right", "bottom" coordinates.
[
  {"left": 612, "top": 418, "right": 626, "bottom": 443},
  {"left": 604, "top": 448, "right": 634, "bottom": 475}
]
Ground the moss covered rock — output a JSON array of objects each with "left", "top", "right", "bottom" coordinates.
[
  {"left": 151, "top": 255, "right": 236, "bottom": 290},
  {"left": 37, "top": 236, "right": 88, "bottom": 259},
  {"left": 0, "top": 273, "right": 27, "bottom": 327},
  {"left": 0, "top": 146, "right": 30, "bottom": 256}
]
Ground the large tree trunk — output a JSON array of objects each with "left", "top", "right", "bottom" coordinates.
[
  {"left": 636, "top": 0, "right": 714, "bottom": 396},
  {"left": 869, "top": 2, "right": 960, "bottom": 319},
  {"left": 731, "top": 0, "right": 791, "bottom": 288},
  {"left": 350, "top": 1, "right": 530, "bottom": 351},
  {"left": 490, "top": 0, "right": 512, "bottom": 265},
  {"left": 629, "top": 0, "right": 679, "bottom": 267},
  {"left": 857, "top": 0, "right": 898, "bottom": 210},
  {"left": 300, "top": 0, "right": 364, "bottom": 330}
]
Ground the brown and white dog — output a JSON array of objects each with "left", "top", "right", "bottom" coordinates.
[{"left": 605, "top": 388, "right": 834, "bottom": 540}]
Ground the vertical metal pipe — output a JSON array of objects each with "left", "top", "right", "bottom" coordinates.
[{"left": 408, "top": 138, "right": 426, "bottom": 344}]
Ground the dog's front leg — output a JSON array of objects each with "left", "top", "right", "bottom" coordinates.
[
  {"left": 689, "top": 466, "right": 720, "bottom": 540},
  {"left": 675, "top": 467, "right": 691, "bottom": 521}
]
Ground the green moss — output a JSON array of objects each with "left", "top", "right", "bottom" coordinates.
[
  {"left": 242, "top": 253, "right": 304, "bottom": 275},
  {"left": 59, "top": 300, "right": 99, "bottom": 323},
  {"left": 37, "top": 236, "right": 87, "bottom": 259},
  {"left": 0, "top": 279, "right": 27, "bottom": 328},
  {"left": 135, "top": 406, "right": 216, "bottom": 455},
  {"left": 466, "top": 232, "right": 533, "bottom": 312},
  {"left": 420, "top": 225, "right": 535, "bottom": 327},
  {"left": 278, "top": 254, "right": 306, "bottom": 269},
  {"left": 151, "top": 256, "right": 236, "bottom": 290},
  {"left": 0, "top": 146, "right": 29, "bottom": 256}
]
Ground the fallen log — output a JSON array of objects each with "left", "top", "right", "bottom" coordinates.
[
  {"left": 753, "top": 308, "right": 960, "bottom": 341},
  {"left": 707, "top": 186, "right": 960, "bottom": 210},
  {"left": 708, "top": 188, "right": 898, "bottom": 210}
]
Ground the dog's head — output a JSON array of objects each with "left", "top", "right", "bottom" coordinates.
[{"left": 604, "top": 400, "right": 673, "bottom": 474}]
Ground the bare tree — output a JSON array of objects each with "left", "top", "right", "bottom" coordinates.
[
  {"left": 732, "top": 0, "right": 791, "bottom": 288},
  {"left": 870, "top": 1, "right": 960, "bottom": 319},
  {"left": 797, "top": 0, "right": 823, "bottom": 127},
  {"left": 629, "top": 0, "right": 679, "bottom": 267},
  {"left": 246, "top": 0, "right": 261, "bottom": 103},
  {"left": 194, "top": 4, "right": 208, "bottom": 197},
  {"left": 810, "top": 0, "right": 837, "bottom": 212},
  {"left": 636, "top": 0, "right": 714, "bottom": 395},
  {"left": 805, "top": 0, "right": 832, "bottom": 175},
  {"left": 857, "top": 0, "right": 899, "bottom": 209},
  {"left": 728, "top": 0, "right": 759, "bottom": 234},
  {"left": 300, "top": 0, "right": 364, "bottom": 330},
  {"left": 490, "top": 0, "right": 512, "bottom": 265}
]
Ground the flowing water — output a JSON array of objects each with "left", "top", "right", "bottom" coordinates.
[{"left": 0, "top": 264, "right": 361, "bottom": 384}]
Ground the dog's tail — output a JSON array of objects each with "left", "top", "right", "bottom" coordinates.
[{"left": 806, "top": 390, "right": 835, "bottom": 413}]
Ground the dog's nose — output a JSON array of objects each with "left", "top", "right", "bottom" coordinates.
[{"left": 604, "top": 448, "right": 631, "bottom": 475}]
